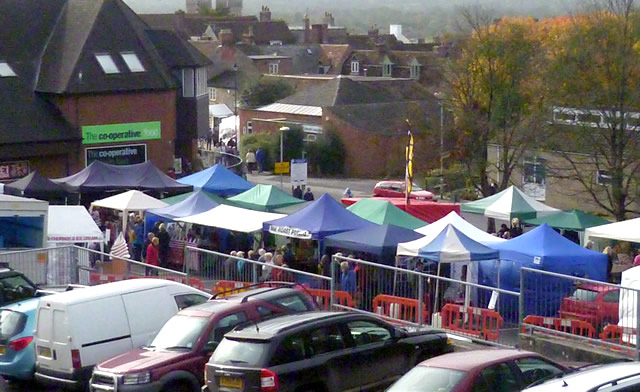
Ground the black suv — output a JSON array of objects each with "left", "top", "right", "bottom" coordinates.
[
  {"left": 0, "top": 267, "right": 38, "bottom": 306},
  {"left": 204, "top": 311, "right": 452, "bottom": 392}
]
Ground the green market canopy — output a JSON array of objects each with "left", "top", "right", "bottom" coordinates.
[
  {"left": 161, "top": 190, "right": 227, "bottom": 206},
  {"left": 346, "top": 198, "right": 427, "bottom": 230},
  {"left": 461, "top": 186, "right": 558, "bottom": 221},
  {"left": 227, "top": 184, "right": 305, "bottom": 212},
  {"left": 523, "top": 209, "right": 610, "bottom": 231}
]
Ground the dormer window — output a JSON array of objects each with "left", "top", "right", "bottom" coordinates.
[
  {"left": 0, "top": 62, "right": 16, "bottom": 77},
  {"left": 350, "top": 59, "right": 359, "bottom": 74},
  {"left": 120, "top": 52, "right": 145, "bottom": 73},
  {"left": 95, "top": 54, "right": 120, "bottom": 74},
  {"left": 382, "top": 56, "right": 393, "bottom": 77},
  {"left": 409, "top": 58, "right": 421, "bottom": 79}
]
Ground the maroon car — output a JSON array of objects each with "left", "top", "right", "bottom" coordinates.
[
  {"left": 89, "top": 286, "right": 316, "bottom": 392},
  {"left": 386, "top": 349, "right": 568, "bottom": 392},
  {"left": 373, "top": 181, "right": 434, "bottom": 200}
]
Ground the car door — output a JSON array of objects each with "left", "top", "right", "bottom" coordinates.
[
  {"left": 512, "top": 356, "right": 565, "bottom": 388},
  {"left": 470, "top": 362, "right": 520, "bottom": 392}
]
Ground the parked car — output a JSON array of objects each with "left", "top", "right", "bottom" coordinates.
[
  {"left": 386, "top": 349, "right": 568, "bottom": 392},
  {"left": 204, "top": 311, "right": 452, "bottom": 392},
  {"left": 523, "top": 361, "right": 640, "bottom": 392},
  {"left": 0, "top": 266, "right": 39, "bottom": 306},
  {"left": 90, "top": 285, "right": 317, "bottom": 392},
  {"left": 34, "top": 278, "right": 210, "bottom": 389},
  {"left": 0, "top": 298, "right": 39, "bottom": 381},
  {"left": 558, "top": 284, "right": 619, "bottom": 331},
  {"left": 373, "top": 181, "right": 435, "bottom": 200}
]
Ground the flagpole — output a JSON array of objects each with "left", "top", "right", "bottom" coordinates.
[{"left": 405, "top": 120, "right": 413, "bottom": 210}]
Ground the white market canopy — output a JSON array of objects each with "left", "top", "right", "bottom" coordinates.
[
  {"left": 584, "top": 218, "right": 640, "bottom": 244},
  {"left": 415, "top": 211, "right": 505, "bottom": 245},
  {"left": 0, "top": 193, "right": 48, "bottom": 217},
  {"left": 461, "top": 185, "right": 559, "bottom": 221},
  {"left": 177, "top": 205, "right": 285, "bottom": 233},
  {"left": 91, "top": 190, "right": 168, "bottom": 212},
  {"left": 47, "top": 206, "right": 103, "bottom": 243}
]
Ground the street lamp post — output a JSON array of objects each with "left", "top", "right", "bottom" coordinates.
[
  {"left": 233, "top": 63, "right": 238, "bottom": 149},
  {"left": 279, "top": 126, "right": 290, "bottom": 190},
  {"left": 434, "top": 92, "right": 445, "bottom": 199}
]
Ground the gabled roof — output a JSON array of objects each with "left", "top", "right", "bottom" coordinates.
[
  {"left": 34, "top": 0, "right": 177, "bottom": 94},
  {"left": 278, "top": 76, "right": 396, "bottom": 107},
  {"left": 319, "top": 44, "right": 352, "bottom": 74},
  {"left": 146, "top": 29, "right": 211, "bottom": 69},
  {"left": 247, "top": 44, "right": 322, "bottom": 75}
]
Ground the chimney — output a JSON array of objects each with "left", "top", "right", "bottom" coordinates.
[
  {"left": 368, "top": 24, "right": 379, "bottom": 40},
  {"left": 311, "top": 24, "right": 327, "bottom": 44},
  {"left": 243, "top": 26, "right": 255, "bottom": 45},
  {"left": 329, "top": 13, "right": 335, "bottom": 27},
  {"left": 259, "top": 5, "right": 271, "bottom": 22},
  {"left": 219, "top": 28, "right": 235, "bottom": 47},
  {"left": 303, "top": 14, "right": 311, "bottom": 44},
  {"left": 323, "top": 11, "right": 330, "bottom": 26}
]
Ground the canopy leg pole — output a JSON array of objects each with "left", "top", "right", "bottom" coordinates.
[
  {"left": 464, "top": 263, "right": 471, "bottom": 308},
  {"left": 434, "top": 262, "right": 442, "bottom": 314},
  {"left": 393, "top": 256, "right": 398, "bottom": 297},
  {"left": 497, "top": 259, "right": 501, "bottom": 313}
]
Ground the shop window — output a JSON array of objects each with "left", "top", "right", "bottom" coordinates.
[
  {"left": 95, "top": 54, "right": 120, "bottom": 74},
  {"left": 120, "top": 52, "right": 145, "bottom": 72}
]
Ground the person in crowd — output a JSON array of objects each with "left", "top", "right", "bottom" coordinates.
[
  {"left": 303, "top": 187, "right": 315, "bottom": 201},
  {"left": 282, "top": 244, "right": 295, "bottom": 269},
  {"left": 225, "top": 251, "right": 238, "bottom": 280},
  {"left": 603, "top": 246, "right": 616, "bottom": 282},
  {"left": 488, "top": 180, "right": 497, "bottom": 196},
  {"left": 192, "top": 151, "right": 204, "bottom": 172},
  {"left": 319, "top": 254, "right": 331, "bottom": 277},
  {"left": 261, "top": 252, "right": 274, "bottom": 281},
  {"left": 510, "top": 218, "right": 523, "bottom": 238},
  {"left": 132, "top": 217, "right": 144, "bottom": 261},
  {"left": 257, "top": 248, "right": 266, "bottom": 263},
  {"left": 256, "top": 147, "right": 265, "bottom": 173},
  {"left": 236, "top": 251, "right": 246, "bottom": 277},
  {"left": 157, "top": 223, "right": 171, "bottom": 268},
  {"left": 340, "top": 261, "right": 357, "bottom": 295},
  {"left": 343, "top": 188, "right": 353, "bottom": 198},
  {"left": 206, "top": 130, "right": 213, "bottom": 150},
  {"left": 293, "top": 185, "right": 303, "bottom": 199},
  {"left": 146, "top": 237, "right": 160, "bottom": 276},
  {"left": 245, "top": 149, "right": 257, "bottom": 174},
  {"left": 497, "top": 224, "right": 509, "bottom": 238},
  {"left": 633, "top": 249, "right": 640, "bottom": 267},
  {"left": 272, "top": 254, "right": 290, "bottom": 281},
  {"left": 142, "top": 232, "right": 154, "bottom": 261},
  {"left": 585, "top": 240, "right": 594, "bottom": 250}
]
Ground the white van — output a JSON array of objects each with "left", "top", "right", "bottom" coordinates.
[{"left": 33, "top": 278, "right": 210, "bottom": 389}]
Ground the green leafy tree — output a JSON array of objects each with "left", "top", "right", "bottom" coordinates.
[
  {"left": 241, "top": 77, "right": 293, "bottom": 108},
  {"left": 307, "top": 126, "right": 346, "bottom": 175}
]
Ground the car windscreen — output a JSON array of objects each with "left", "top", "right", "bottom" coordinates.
[
  {"left": 386, "top": 366, "right": 466, "bottom": 392},
  {"left": 569, "top": 288, "right": 599, "bottom": 302},
  {"left": 149, "top": 315, "right": 209, "bottom": 350},
  {"left": 210, "top": 338, "right": 268, "bottom": 366},
  {"left": 0, "top": 309, "right": 27, "bottom": 339}
]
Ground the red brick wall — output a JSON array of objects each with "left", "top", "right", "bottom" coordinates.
[
  {"left": 238, "top": 109, "right": 322, "bottom": 137},
  {"left": 53, "top": 90, "right": 177, "bottom": 173}
]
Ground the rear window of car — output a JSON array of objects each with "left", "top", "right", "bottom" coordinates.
[
  {"left": 269, "top": 295, "right": 310, "bottom": 312},
  {"left": 570, "top": 289, "right": 599, "bottom": 302},
  {"left": 386, "top": 366, "right": 466, "bottom": 392},
  {"left": 0, "top": 309, "right": 27, "bottom": 339},
  {"left": 210, "top": 338, "right": 268, "bottom": 367}
]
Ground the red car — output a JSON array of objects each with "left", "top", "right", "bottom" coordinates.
[
  {"left": 373, "top": 181, "right": 434, "bottom": 200},
  {"left": 558, "top": 283, "right": 619, "bottom": 330},
  {"left": 386, "top": 349, "right": 568, "bottom": 392}
]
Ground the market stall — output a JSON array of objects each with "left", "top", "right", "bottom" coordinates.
[
  {"left": 0, "top": 194, "right": 48, "bottom": 249},
  {"left": 461, "top": 185, "right": 558, "bottom": 221},
  {"left": 160, "top": 190, "right": 227, "bottom": 206},
  {"left": 91, "top": 190, "right": 168, "bottom": 237},
  {"left": 177, "top": 164, "right": 253, "bottom": 196},
  {"left": 346, "top": 198, "right": 428, "bottom": 230},
  {"left": 342, "top": 197, "right": 459, "bottom": 223},
  {"left": 177, "top": 205, "right": 285, "bottom": 233},
  {"left": 415, "top": 211, "right": 505, "bottom": 245},
  {"left": 5, "top": 171, "right": 69, "bottom": 202},
  {"left": 228, "top": 184, "right": 305, "bottom": 212},
  {"left": 584, "top": 218, "right": 640, "bottom": 245}
]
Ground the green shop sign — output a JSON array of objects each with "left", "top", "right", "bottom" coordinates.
[{"left": 82, "top": 121, "right": 161, "bottom": 145}]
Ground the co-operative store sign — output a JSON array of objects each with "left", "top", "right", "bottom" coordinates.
[{"left": 82, "top": 121, "right": 161, "bottom": 144}]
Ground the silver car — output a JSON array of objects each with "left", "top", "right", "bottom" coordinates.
[{"left": 523, "top": 362, "right": 640, "bottom": 392}]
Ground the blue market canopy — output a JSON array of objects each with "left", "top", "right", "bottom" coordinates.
[
  {"left": 324, "top": 224, "right": 423, "bottom": 260},
  {"left": 264, "top": 193, "right": 378, "bottom": 240},
  {"left": 177, "top": 164, "right": 253, "bottom": 196},
  {"left": 146, "top": 190, "right": 220, "bottom": 221},
  {"left": 54, "top": 161, "right": 193, "bottom": 193},
  {"left": 398, "top": 224, "right": 499, "bottom": 263}
]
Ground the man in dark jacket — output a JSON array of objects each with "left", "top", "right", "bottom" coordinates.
[{"left": 303, "top": 187, "right": 315, "bottom": 201}]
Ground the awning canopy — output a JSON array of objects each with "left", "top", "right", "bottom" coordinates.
[
  {"left": 346, "top": 198, "right": 427, "bottom": 230},
  {"left": 0, "top": 194, "right": 49, "bottom": 216},
  {"left": 264, "top": 194, "right": 377, "bottom": 240},
  {"left": 177, "top": 164, "right": 254, "bottom": 196},
  {"left": 146, "top": 190, "right": 219, "bottom": 220},
  {"left": 5, "top": 171, "right": 69, "bottom": 201},
  {"left": 524, "top": 209, "right": 610, "bottom": 231},
  {"left": 325, "top": 224, "right": 423, "bottom": 261},
  {"left": 177, "top": 205, "right": 285, "bottom": 233},
  {"left": 209, "top": 104, "right": 233, "bottom": 118},
  {"left": 91, "top": 190, "right": 168, "bottom": 212},
  {"left": 415, "top": 211, "right": 505, "bottom": 245},
  {"left": 161, "top": 190, "right": 227, "bottom": 206},
  {"left": 54, "top": 161, "right": 193, "bottom": 193},
  {"left": 398, "top": 224, "right": 499, "bottom": 262},
  {"left": 584, "top": 218, "right": 640, "bottom": 244},
  {"left": 461, "top": 186, "right": 558, "bottom": 221},
  {"left": 47, "top": 206, "right": 103, "bottom": 243},
  {"left": 342, "top": 197, "right": 459, "bottom": 223},
  {"left": 227, "top": 184, "right": 305, "bottom": 212}
]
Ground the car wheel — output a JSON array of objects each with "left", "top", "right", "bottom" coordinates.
[
  {"left": 162, "top": 381, "right": 193, "bottom": 392},
  {"left": 297, "top": 383, "right": 327, "bottom": 392}
]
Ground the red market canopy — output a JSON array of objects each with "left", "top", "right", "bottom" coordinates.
[{"left": 342, "top": 197, "right": 460, "bottom": 223}]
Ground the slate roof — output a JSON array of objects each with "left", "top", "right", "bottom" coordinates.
[
  {"left": 146, "top": 29, "right": 212, "bottom": 69},
  {"left": 242, "top": 44, "right": 322, "bottom": 75},
  {"left": 278, "top": 76, "right": 397, "bottom": 107},
  {"left": 318, "top": 44, "right": 352, "bottom": 74}
]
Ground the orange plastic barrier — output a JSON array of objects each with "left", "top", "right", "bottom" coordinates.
[
  {"left": 441, "top": 304, "right": 504, "bottom": 341},
  {"left": 522, "top": 315, "right": 596, "bottom": 339},
  {"left": 89, "top": 273, "right": 127, "bottom": 285},
  {"left": 600, "top": 325, "right": 637, "bottom": 347},
  {"left": 186, "top": 277, "right": 205, "bottom": 291},
  {"left": 372, "top": 294, "right": 429, "bottom": 324},
  {"left": 214, "top": 280, "right": 253, "bottom": 296},
  {"left": 307, "top": 288, "right": 355, "bottom": 310}
]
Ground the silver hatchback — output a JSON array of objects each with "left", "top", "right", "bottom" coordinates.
[{"left": 523, "top": 362, "right": 640, "bottom": 392}]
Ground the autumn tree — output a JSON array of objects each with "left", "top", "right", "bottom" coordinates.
[
  {"left": 445, "top": 8, "right": 547, "bottom": 196},
  {"left": 544, "top": 0, "right": 640, "bottom": 220}
]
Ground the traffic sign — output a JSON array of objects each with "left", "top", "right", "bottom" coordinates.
[{"left": 274, "top": 161, "right": 290, "bottom": 174}]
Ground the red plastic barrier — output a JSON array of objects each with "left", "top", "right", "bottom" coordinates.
[
  {"left": 186, "top": 277, "right": 205, "bottom": 291},
  {"left": 600, "top": 325, "right": 637, "bottom": 348},
  {"left": 372, "top": 294, "right": 429, "bottom": 324},
  {"left": 441, "top": 304, "right": 504, "bottom": 341},
  {"left": 214, "top": 280, "right": 252, "bottom": 296},
  {"left": 522, "top": 315, "right": 596, "bottom": 339},
  {"left": 306, "top": 288, "right": 355, "bottom": 310}
]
